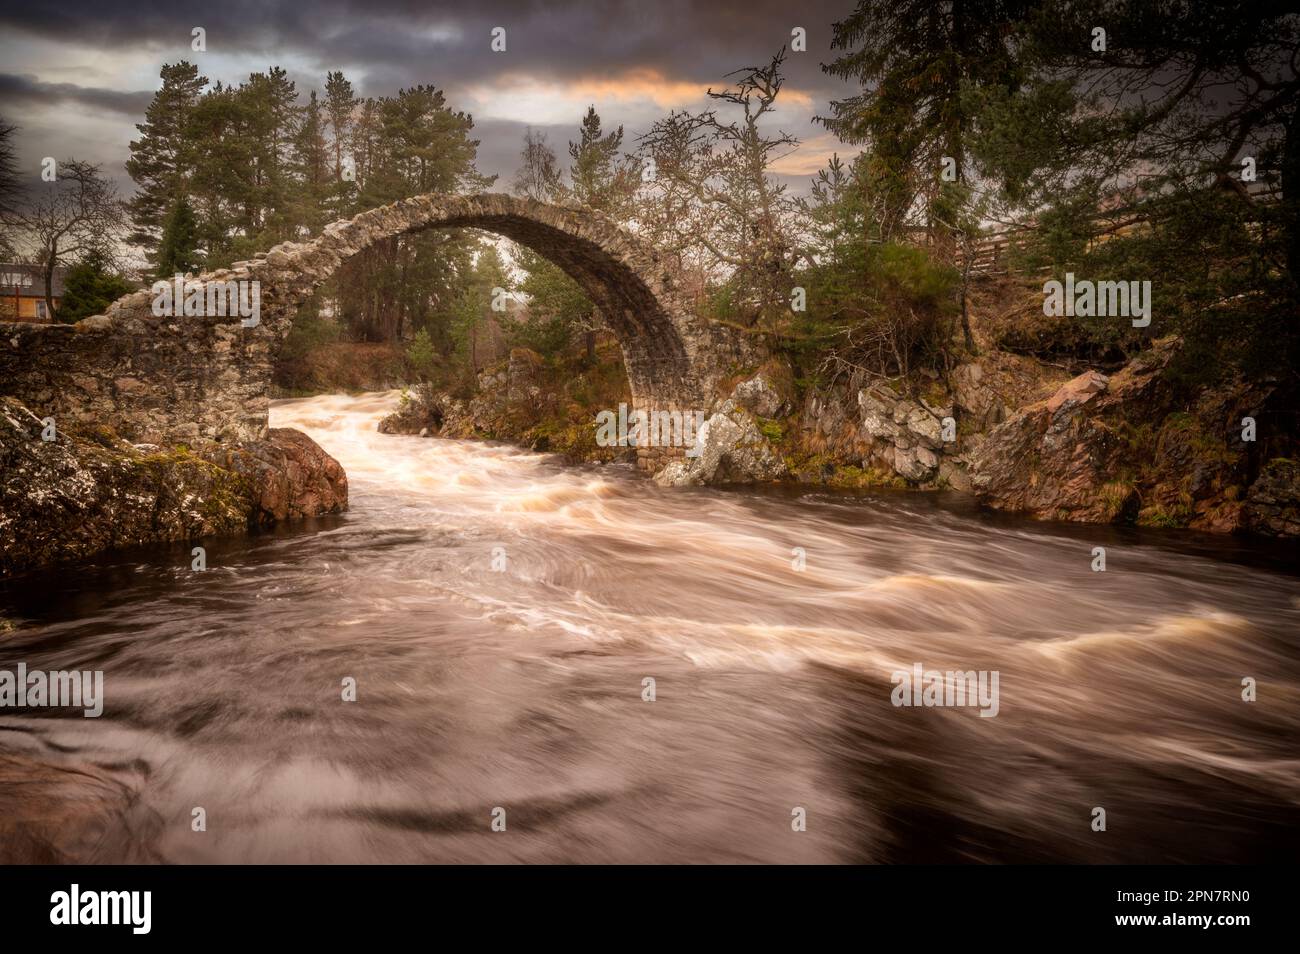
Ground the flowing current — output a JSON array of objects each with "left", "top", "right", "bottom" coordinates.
[{"left": 2, "top": 391, "right": 1298, "bottom": 863}]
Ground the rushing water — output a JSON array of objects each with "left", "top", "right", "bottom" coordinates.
[{"left": 1, "top": 390, "right": 1298, "bottom": 863}]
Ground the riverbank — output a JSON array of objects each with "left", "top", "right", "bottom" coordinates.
[{"left": 376, "top": 337, "right": 1300, "bottom": 538}]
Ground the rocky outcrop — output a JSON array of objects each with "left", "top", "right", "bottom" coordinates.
[
  {"left": 378, "top": 385, "right": 446, "bottom": 437},
  {"left": 731, "top": 370, "right": 791, "bottom": 419},
  {"left": 1246, "top": 459, "right": 1300, "bottom": 537},
  {"left": 506, "top": 348, "right": 545, "bottom": 402},
  {"left": 379, "top": 350, "right": 548, "bottom": 443},
  {"left": 0, "top": 398, "right": 347, "bottom": 576},
  {"left": 965, "top": 337, "right": 1278, "bottom": 531},
  {"left": 653, "top": 399, "right": 787, "bottom": 487},
  {"left": 377, "top": 332, "right": 1294, "bottom": 537},
  {"left": 967, "top": 369, "right": 1120, "bottom": 522},
  {"left": 378, "top": 351, "right": 638, "bottom": 467},
  {"left": 856, "top": 385, "right": 952, "bottom": 483},
  {"left": 789, "top": 375, "right": 968, "bottom": 488}
]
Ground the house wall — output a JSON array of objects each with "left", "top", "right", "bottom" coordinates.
[{"left": 0, "top": 295, "right": 59, "bottom": 322}]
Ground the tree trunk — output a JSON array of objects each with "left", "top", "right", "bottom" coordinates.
[
  {"left": 1284, "top": 103, "right": 1300, "bottom": 294},
  {"left": 43, "top": 255, "right": 57, "bottom": 323}
]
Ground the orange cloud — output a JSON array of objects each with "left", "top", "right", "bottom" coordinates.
[{"left": 467, "top": 67, "right": 814, "bottom": 122}]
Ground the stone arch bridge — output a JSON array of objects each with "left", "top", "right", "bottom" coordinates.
[{"left": 1, "top": 193, "right": 756, "bottom": 469}]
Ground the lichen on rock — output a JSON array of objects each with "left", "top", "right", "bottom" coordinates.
[{"left": 0, "top": 397, "right": 347, "bottom": 576}]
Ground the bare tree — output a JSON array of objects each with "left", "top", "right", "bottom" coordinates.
[
  {"left": 8, "top": 159, "right": 126, "bottom": 320},
  {"left": 512, "top": 128, "right": 563, "bottom": 202},
  {"left": 0, "top": 117, "right": 20, "bottom": 259},
  {"left": 635, "top": 49, "right": 804, "bottom": 329}
]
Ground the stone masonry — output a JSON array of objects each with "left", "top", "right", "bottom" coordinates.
[{"left": 0, "top": 194, "right": 754, "bottom": 471}]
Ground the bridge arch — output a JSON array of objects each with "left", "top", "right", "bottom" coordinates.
[{"left": 0, "top": 194, "right": 752, "bottom": 470}]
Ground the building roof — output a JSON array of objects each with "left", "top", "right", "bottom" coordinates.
[{"left": 0, "top": 263, "right": 68, "bottom": 298}]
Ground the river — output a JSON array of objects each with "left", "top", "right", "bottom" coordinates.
[{"left": 1, "top": 390, "right": 1297, "bottom": 863}]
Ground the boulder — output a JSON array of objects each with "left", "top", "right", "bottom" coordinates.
[
  {"left": 732, "top": 371, "right": 789, "bottom": 419},
  {"left": 0, "top": 397, "right": 347, "bottom": 576},
  {"left": 968, "top": 339, "right": 1184, "bottom": 523},
  {"left": 654, "top": 400, "right": 787, "bottom": 487},
  {"left": 1246, "top": 459, "right": 1300, "bottom": 537},
  {"left": 855, "top": 385, "right": 951, "bottom": 482},
  {"left": 857, "top": 388, "right": 901, "bottom": 441},
  {"left": 222, "top": 428, "right": 349, "bottom": 525}
]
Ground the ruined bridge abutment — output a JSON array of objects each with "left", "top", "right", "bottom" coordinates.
[{"left": 0, "top": 193, "right": 757, "bottom": 469}]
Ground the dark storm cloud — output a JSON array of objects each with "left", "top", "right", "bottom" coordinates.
[
  {"left": 0, "top": 0, "right": 856, "bottom": 98},
  {"left": 0, "top": 73, "right": 154, "bottom": 116},
  {"left": 0, "top": 1, "right": 861, "bottom": 193}
]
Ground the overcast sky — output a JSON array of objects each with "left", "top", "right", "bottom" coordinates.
[{"left": 1, "top": 0, "right": 863, "bottom": 200}]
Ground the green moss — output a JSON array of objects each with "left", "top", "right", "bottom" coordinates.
[
  {"left": 1137, "top": 502, "right": 1196, "bottom": 529},
  {"left": 919, "top": 379, "right": 950, "bottom": 408},
  {"left": 522, "top": 412, "right": 617, "bottom": 463},
  {"left": 826, "top": 464, "right": 908, "bottom": 490},
  {"left": 757, "top": 418, "right": 785, "bottom": 442},
  {"left": 131, "top": 445, "right": 251, "bottom": 533}
]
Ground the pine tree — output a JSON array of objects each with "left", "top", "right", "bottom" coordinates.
[
  {"left": 155, "top": 197, "right": 200, "bottom": 278},
  {"left": 450, "top": 243, "right": 511, "bottom": 371},
  {"left": 58, "top": 249, "right": 132, "bottom": 323},
  {"left": 568, "top": 106, "right": 632, "bottom": 214},
  {"left": 324, "top": 71, "right": 359, "bottom": 216},
  {"left": 820, "top": 1, "right": 1029, "bottom": 239},
  {"left": 336, "top": 84, "right": 493, "bottom": 343},
  {"left": 969, "top": 1, "right": 1300, "bottom": 381},
  {"left": 294, "top": 90, "right": 330, "bottom": 233},
  {"left": 186, "top": 81, "right": 249, "bottom": 267},
  {"left": 236, "top": 67, "right": 303, "bottom": 244},
  {"left": 125, "top": 62, "right": 208, "bottom": 255}
]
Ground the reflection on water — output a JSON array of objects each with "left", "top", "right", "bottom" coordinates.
[{"left": 1, "top": 390, "right": 1298, "bottom": 863}]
